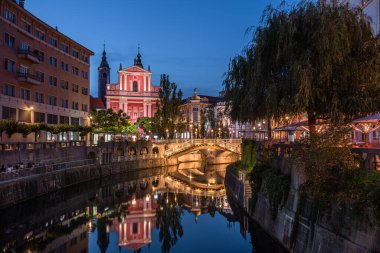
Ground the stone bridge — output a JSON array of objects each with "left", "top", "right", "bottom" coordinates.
[
  {"left": 94, "top": 139, "right": 241, "bottom": 165},
  {"left": 162, "top": 139, "right": 241, "bottom": 158}
]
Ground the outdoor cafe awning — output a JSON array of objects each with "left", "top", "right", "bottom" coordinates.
[
  {"left": 273, "top": 120, "right": 309, "bottom": 132},
  {"left": 351, "top": 113, "right": 380, "bottom": 133},
  {"left": 352, "top": 113, "right": 380, "bottom": 124}
]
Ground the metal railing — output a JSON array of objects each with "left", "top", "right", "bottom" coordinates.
[
  {"left": 0, "top": 158, "right": 97, "bottom": 182},
  {"left": 0, "top": 141, "right": 86, "bottom": 152}
]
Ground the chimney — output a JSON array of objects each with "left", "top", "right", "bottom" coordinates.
[{"left": 19, "top": 0, "right": 25, "bottom": 8}]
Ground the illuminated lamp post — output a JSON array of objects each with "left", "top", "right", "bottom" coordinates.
[
  {"left": 218, "top": 127, "right": 221, "bottom": 138},
  {"left": 165, "top": 129, "right": 169, "bottom": 139}
]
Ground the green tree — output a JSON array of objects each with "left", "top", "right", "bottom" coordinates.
[
  {"left": 224, "top": 1, "right": 380, "bottom": 135},
  {"left": 154, "top": 74, "right": 183, "bottom": 137},
  {"left": 137, "top": 117, "right": 153, "bottom": 133}
]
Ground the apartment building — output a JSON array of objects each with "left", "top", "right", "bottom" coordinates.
[{"left": 0, "top": 0, "right": 94, "bottom": 126}]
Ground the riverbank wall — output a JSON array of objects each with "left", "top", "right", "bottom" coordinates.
[
  {"left": 225, "top": 165, "right": 380, "bottom": 253},
  {"left": 0, "top": 158, "right": 168, "bottom": 209}
]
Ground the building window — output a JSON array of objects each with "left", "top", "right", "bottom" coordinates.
[
  {"left": 4, "top": 33, "right": 15, "bottom": 48},
  {"left": 72, "top": 84, "right": 79, "bottom": 93},
  {"left": 61, "top": 99, "right": 69, "bottom": 108},
  {"left": 36, "top": 72, "right": 45, "bottom": 82},
  {"left": 81, "top": 71, "right": 88, "bottom": 79},
  {"left": 35, "top": 29, "right": 45, "bottom": 41},
  {"left": 102, "top": 72, "right": 107, "bottom": 79},
  {"left": 2, "top": 106, "right": 16, "bottom": 120},
  {"left": 60, "top": 43, "right": 69, "bottom": 53},
  {"left": 61, "top": 61, "right": 69, "bottom": 71},
  {"left": 134, "top": 112, "right": 137, "bottom": 119},
  {"left": 193, "top": 108, "right": 198, "bottom": 112},
  {"left": 19, "top": 109, "right": 31, "bottom": 123},
  {"left": 81, "top": 87, "right": 88, "bottom": 95},
  {"left": 133, "top": 81, "right": 138, "bottom": 92},
  {"left": 60, "top": 116, "right": 69, "bottom": 124},
  {"left": 4, "top": 58, "right": 15, "bottom": 72},
  {"left": 71, "top": 117, "right": 79, "bottom": 126},
  {"left": 71, "top": 66, "right": 79, "bottom": 76},
  {"left": 34, "top": 112, "right": 45, "bottom": 123},
  {"left": 61, "top": 80, "right": 69, "bottom": 90},
  {"left": 48, "top": 37, "right": 58, "bottom": 47},
  {"left": 48, "top": 76, "right": 57, "bottom": 86},
  {"left": 132, "top": 223, "right": 138, "bottom": 234},
  {"left": 35, "top": 92, "right": 44, "bottom": 103},
  {"left": 71, "top": 102, "right": 78, "bottom": 110},
  {"left": 22, "top": 20, "right": 31, "bottom": 33},
  {"left": 20, "top": 88, "right": 30, "bottom": 100},
  {"left": 47, "top": 114, "right": 58, "bottom": 124},
  {"left": 20, "top": 66, "right": 30, "bottom": 76},
  {"left": 36, "top": 50, "right": 45, "bottom": 62},
  {"left": 49, "top": 57, "right": 57, "bottom": 67},
  {"left": 72, "top": 49, "right": 79, "bottom": 58},
  {"left": 4, "top": 84, "right": 15, "bottom": 97},
  {"left": 48, "top": 96, "right": 57, "bottom": 106},
  {"left": 81, "top": 104, "right": 88, "bottom": 112},
  {"left": 4, "top": 10, "right": 16, "bottom": 23},
  {"left": 81, "top": 55, "right": 88, "bottom": 63}
]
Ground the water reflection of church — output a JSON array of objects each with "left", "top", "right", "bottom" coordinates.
[{"left": 111, "top": 195, "right": 157, "bottom": 252}]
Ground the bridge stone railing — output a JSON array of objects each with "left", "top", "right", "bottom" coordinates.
[{"left": 163, "top": 138, "right": 241, "bottom": 157}]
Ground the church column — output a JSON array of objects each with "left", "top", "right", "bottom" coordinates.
[
  {"left": 144, "top": 75, "right": 147, "bottom": 92},
  {"left": 143, "top": 102, "right": 147, "bottom": 117},
  {"left": 124, "top": 103, "right": 128, "bottom": 114},
  {"left": 106, "top": 101, "right": 110, "bottom": 109},
  {"left": 148, "top": 77, "right": 151, "bottom": 92},
  {"left": 148, "top": 103, "right": 152, "bottom": 117},
  {"left": 144, "top": 220, "right": 147, "bottom": 240}
]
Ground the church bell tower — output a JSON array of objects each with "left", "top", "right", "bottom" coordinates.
[{"left": 98, "top": 44, "right": 110, "bottom": 102}]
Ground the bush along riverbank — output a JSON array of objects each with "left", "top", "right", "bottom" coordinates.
[{"left": 232, "top": 130, "right": 380, "bottom": 253}]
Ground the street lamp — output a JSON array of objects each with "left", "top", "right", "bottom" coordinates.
[
  {"left": 218, "top": 127, "right": 221, "bottom": 138},
  {"left": 211, "top": 128, "right": 214, "bottom": 138},
  {"left": 165, "top": 128, "right": 169, "bottom": 139}
]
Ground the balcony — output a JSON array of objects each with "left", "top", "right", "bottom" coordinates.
[
  {"left": 17, "top": 72, "right": 43, "bottom": 85},
  {"left": 17, "top": 49, "right": 41, "bottom": 64},
  {"left": 106, "top": 89, "right": 159, "bottom": 98}
]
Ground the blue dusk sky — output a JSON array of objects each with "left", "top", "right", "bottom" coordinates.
[{"left": 26, "top": 0, "right": 295, "bottom": 98}]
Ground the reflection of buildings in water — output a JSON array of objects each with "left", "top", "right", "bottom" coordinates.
[
  {"left": 111, "top": 195, "right": 157, "bottom": 251},
  {"left": 29, "top": 215, "right": 88, "bottom": 253}
]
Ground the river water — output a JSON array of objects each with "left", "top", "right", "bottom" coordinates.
[{"left": 0, "top": 163, "right": 287, "bottom": 253}]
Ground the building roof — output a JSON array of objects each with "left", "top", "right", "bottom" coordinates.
[
  {"left": 99, "top": 44, "right": 109, "bottom": 68},
  {"left": 352, "top": 113, "right": 380, "bottom": 124},
  {"left": 90, "top": 97, "right": 106, "bottom": 110}
]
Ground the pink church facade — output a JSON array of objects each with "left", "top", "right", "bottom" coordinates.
[{"left": 105, "top": 52, "right": 160, "bottom": 122}]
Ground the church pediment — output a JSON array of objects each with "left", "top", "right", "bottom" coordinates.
[{"left": 120, "top": 66, "right": 150, "bottom": 73}]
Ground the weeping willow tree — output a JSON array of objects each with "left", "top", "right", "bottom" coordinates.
[{"left": 224, "top": 1, "right": 380, "bottom": 135}]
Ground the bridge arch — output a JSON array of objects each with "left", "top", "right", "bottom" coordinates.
[{"left": 127, "top": 147, "right": 137, "bottom": 156}]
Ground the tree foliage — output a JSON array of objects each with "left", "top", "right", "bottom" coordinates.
[
  {"left": 137, "top": 117, "right": 153, "bottom": 133},
  {"left": 154, "top": 74, "right": 183, "bottom": 137},
  {"left": 224, "top": 1, "right": 380, "bottom": 128},
  {"left": 90, "top": 109, "right": 136, "bottom": 134}
]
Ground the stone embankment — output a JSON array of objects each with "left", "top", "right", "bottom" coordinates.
[
  {"left": 225, "top": 166, "right": 380, "bottom": 253},
  {"left": 0, "top": 158, "right": 167, "bottom": 209}
]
